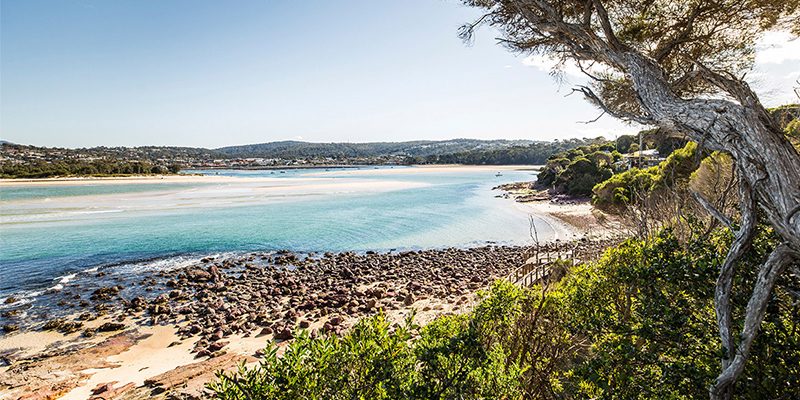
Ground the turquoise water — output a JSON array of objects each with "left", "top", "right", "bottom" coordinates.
[{"left": 0, "top": 167, "right": 545, "bottom": 305}]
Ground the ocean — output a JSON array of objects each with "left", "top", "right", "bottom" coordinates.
[{"left": 0, "top": 166, "right": 547, "bottom": 317}]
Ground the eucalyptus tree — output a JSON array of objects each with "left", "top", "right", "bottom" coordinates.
[{"left": 457, "top": 0, "right": 800, "bottom": 398}]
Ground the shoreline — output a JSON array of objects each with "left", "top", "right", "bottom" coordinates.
[
  {"left": 0, "top": 165, "right": 542, "bottom": 187},
  {"left": 0, "top": 169, "right": 624, "bottom": 400},
  {"left": 1, "top": 238, "right": 619, "bottom": 400},
  {"left": 1, "top": 246, "right": 534, "bottom": 399},
  {"left": 495, "top": 182, "right": 625, "bottom": 240}
]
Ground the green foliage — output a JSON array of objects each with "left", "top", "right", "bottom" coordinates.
[
  {"left": 427, "top": 137, "right": 606, "bottom": 166},
  {"left": 616, "top": 135, "right": 636, "bottom": 154},
  {"left": 218, "top": 139, "right": 534, "bottom": 160},
  {"left": 208, "top": 309, "right": 522, "bottom": 400},
  {"left": 592, "top": 141, "right": 699, "bottom": 204},
  {"left": 536, "top": 143, "right": 616, "bottom": 196},
  {"left": 557, "top": 222, "right": 800, "bottom": 399},
  {"left": 0, "top": 158, "right": 175, "bottom": 178}
]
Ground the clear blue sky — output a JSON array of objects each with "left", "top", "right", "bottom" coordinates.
[{"left": 2, "top": 1, "right": 798, "bottom": 149}]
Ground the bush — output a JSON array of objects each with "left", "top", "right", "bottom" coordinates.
[
  {"left": 592, "top": 141, "right": 699, "bottom": 205},
  {"left": 208, "top": 307, "right": 522, "bottom": 400},
  {"left": 209, "top": 223, "right": 799, "bottom": 400}
]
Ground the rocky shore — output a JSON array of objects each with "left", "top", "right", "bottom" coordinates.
[{"left": 1, "top": 245, "right": 539, "bottom": 400}]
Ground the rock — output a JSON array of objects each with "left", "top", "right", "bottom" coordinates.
[
  {"left": 207, "top": 341, "right": 229, "bottom": 352},
  {"left": 299, "top": 320, "right": 310, "bottom": 329},
  {"left": 3, "top": 324, "right": 19, "bottom": 332},
  {"left": 2, "top": 309, "right": 19, "bottom": 317},
  {"left": 43, "top": 319, "right": 64, "bottom": 331},
  {"left": 329, "top": 316, "right": 342, "bottom": 326},
  {"left": 259, "top": 327, "right": 273, "bottom": 335},
  {"left": 144, "top": 353, "right": 247, "bottom": 398},
  {"left": 4, "top": 297, "right": 18, "bottom": 304},
  {"left": 60, "top": 322, "right": 83, "bottom": 334},
  {"left": 153, "top": 293, "right": 169, "bottom": 304},
  {"left": 403, "top": 293, "right": 415, "bottom": 306},
  {"left": 98, "top": 322, "right": 125, "bottom": 332},
  {"left": 275, "top": 328, "right": 293, "bottom": 341},
  {"left": 89, "top": 381, "right": 136, "bottom": 400},
  {"left": 90, "top": 286, "right": 120, "bottom": 301}
]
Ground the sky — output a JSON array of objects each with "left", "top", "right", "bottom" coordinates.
[{"left": 1, "top": 1, "right": 799, "bottom": 149}]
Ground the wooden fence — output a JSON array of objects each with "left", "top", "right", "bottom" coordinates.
[{"left": 509, "top": 238, "right": 621, "bottom": 288}]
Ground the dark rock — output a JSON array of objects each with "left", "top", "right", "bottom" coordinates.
[
  {"left": 2, "top": 324, "right": 19, "bottom": 332},
  {"left": 61, "top": 321, "right": 83, "bottom": 334},
  {"left": 90, "top": 286, "right": 120, "bottom": 301},
  {"left": 43, "top": 319, "right": 64, "bottom": 331},
  {"left": 275, "top": 328, "right": 293, "bottom": 341},
  {"left": 207, "top": 341, "right": 229, "bottom": 352},
  {"left": 259, "top": 327, "right": 273, "bottom": 335},
  {"left": 98, "top": 322, "right": 126, "bottom": 332}
]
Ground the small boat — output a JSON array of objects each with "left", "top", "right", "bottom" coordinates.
[
  {"left": 280, "top": 171, "right": 286, "bottom": 173},
  {"left": 495, "top": 172, "right": 503, "bottom": 177}
]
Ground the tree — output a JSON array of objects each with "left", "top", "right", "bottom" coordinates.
[{"left": 458, "top": 1, "right": 800, "bottom": 398}]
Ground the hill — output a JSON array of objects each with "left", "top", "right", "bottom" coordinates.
[{"left": 215, "top": 139, "right": 535, "bottom": 159}]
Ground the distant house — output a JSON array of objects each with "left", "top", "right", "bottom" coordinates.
[{"left": 624, "top": 149, "right": 666, "bottom": 170}]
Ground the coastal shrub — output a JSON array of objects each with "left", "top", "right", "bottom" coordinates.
[
  {"left": 536, "top": 145, "right": 615, "bottom": 196},
  {"left": 592, "top": 141, "right": 699, "bottom": 205},
  {"left": 208, "top": 305, "right": 523, "bottom": 400},
  {"left": 592, "top": 166, "right": 659, "bottom": 204},
  {"left": 0, "top": 158, "right": 175, "bottom": 178},
  {"left": 556, "top": 222, "right": 800, "bottom": 399}
]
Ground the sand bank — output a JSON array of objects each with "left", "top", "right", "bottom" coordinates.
[
  {"left": 303, "top": 164, "right": 542, "bottom": 177},
  {"left": 0, "top": 165, "right": 541, "bottom": 187}
]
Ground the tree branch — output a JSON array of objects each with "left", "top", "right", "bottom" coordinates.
[
  {"left": 712, "top": 243, "right": 798, "bottom": 399},
  {"left": 690, "top": 189, "right": 734, "bottom": 231},
  {"left": 713, "top": 176, "right": 757, "bottom": 391},
  {"left": 573, "top": 85, "right": 654, "bottom": 124}
]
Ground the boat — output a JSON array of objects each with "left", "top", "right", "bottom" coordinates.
[{"left": 495, "top": 172, "right": 503, "bottom": 177}]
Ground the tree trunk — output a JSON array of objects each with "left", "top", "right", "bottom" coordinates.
[{"left": 614, "top": 51, "right": 800, "bottom": 399}]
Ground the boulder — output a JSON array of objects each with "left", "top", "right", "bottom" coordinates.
[
  {"left": 275, "top": 328, "right": 293, "bottom": 341},
  {"left": 98, "top": 322, "right": 125, "bottom": 332}
]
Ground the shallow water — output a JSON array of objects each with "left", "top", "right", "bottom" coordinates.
[{"left": 0, "top": 167, "right": 544, "bottom": 311}]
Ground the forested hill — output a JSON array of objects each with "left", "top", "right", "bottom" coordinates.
[
  {"left": 425, "top": 137, "right": 608, "bottom": 165},
  {"left": 215, "top": 139, "right": 534, "bottom": 159}
]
